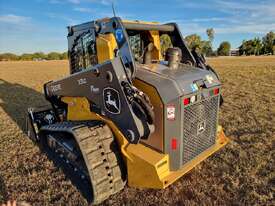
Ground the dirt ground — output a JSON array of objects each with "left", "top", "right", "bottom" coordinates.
[{"left": 0, "top": 56, "right": 274, "bottom": 205}]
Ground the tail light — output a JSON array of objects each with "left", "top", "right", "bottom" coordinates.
[
  {"left": 183, "top": 98, "right": 190, "bottom": 105},
  {"left": 213, "top": 88, "right": 219, "bottom": 95},
  {"left": 210, "top": 88, "right": 220, "bottom": 96},
  {"left": 171, "top": 138, "right": 177, "bottom": 150}
]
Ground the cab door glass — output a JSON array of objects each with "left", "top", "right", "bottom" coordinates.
[{"left": 71, "top": 30, "right": 98, "bottom": 72}]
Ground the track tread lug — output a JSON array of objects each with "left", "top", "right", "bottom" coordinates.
[{"left": 72, "top": 123, "right": 125, "bottom": 205}]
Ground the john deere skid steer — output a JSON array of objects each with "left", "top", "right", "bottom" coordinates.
[{"left": 26, "top": 17, "right": 229, "bottom": 204}]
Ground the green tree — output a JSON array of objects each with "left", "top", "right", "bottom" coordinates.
[
  {"left": 245, "top": 40, "right": 255, "bottom": 55},
  {"left": 0, "top": 51, "right": 69, "bottom": 61},
  {"left": 239, "top": 40, "right": 246, "bottom": 55},
  {"left": 201, "top": 41, "right": 212, "bottom": 56},
  {"left": 20, "top": 53, "right": 34, "bottom": 60},
  {"left": 185, "top": 34, "right": 202, "bottom": 52},
  {"left": 60, "top": 52, "right": 68, "bottom": 60},
  {"left": 217, "top": 41, "right": 231, "bottom": 56},
  {"left": 33, "top": 52, "right": 47, "bottom": 60},
  {"left": 185, "top": 29, "right": 215, "bottom": 57},
  {"left": 239, "top": 40, "right": 252, "bottom": 55},
  {"left": 205, "top": 28, "right": 215, "bottom": 56},
  {"left": 47, "top": 52, "right": 61, "bottom": 60},
  {"left": 239, "top": 38, "right": 262, "bottom": 56},
  {"left": 160, "top": 34, "right": 173, "bottom": 55},
  {"left": 206, "top": 28, "right": 214, "bottom": 43},
  {"left": 262, "top": 31, "right": 275, "bottom": 54},
  {"left": 252, "top": 38, "right": 262, "bottom": 55},
  {"left": 0, "top": 53, "right": 18, "bottom": 61}
]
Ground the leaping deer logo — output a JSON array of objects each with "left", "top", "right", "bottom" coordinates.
[
  {"left": 103, "top": 88, "right": 121, "bottom": 114},
  {"left": 197, "top": 121, "right": 206, "bottom": 135},
  {"left": 106, "top": 91, "right": 119, "bottom": 111}
]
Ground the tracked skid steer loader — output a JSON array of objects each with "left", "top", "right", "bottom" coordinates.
[{"left": 26, "top": 17, "right": 229, "bottom": 204}]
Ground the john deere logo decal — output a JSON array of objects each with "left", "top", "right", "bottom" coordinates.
[
  {"left": 197, "top": 121, "right": 206, "bottom": 135},
  {"left": 103, "top": 87, "right": 121, "bottom": 114}
]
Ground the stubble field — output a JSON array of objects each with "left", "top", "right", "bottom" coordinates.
[{"left": 0, "top": 56, "right": 274, "bottom": 205}]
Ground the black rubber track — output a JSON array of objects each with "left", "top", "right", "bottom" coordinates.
[
  {"left": 39, "top": 122, "right": 126, "bottom": 205},
  {"left": 73, "top": 124, "right": 126, "bottom": 204}
]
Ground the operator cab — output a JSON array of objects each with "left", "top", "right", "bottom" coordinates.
[
  {"left": 67, "top": 17, "right": 199, "bottom": 75},
  {"left": 123, "top": 20, "right": 196, "bottom": 68}
]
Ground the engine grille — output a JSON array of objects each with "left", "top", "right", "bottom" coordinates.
[{"left": 182, "top": 95, "right": 219, "bottom": 164}]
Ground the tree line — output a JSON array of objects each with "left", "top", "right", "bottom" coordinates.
[
  {"left": 178, "top": 29, "right": 232, "bottom": 56},
  {"left": 1, "top": 30, "right": 274, "bottom": 61},
  {"left": 0, "top": 52, "right": 68, "bottom": 61},
  {"left": 239, "top": 31, "right": 275, "bottom": 55},
  {"left": 185, "top": 30, "right": 275, "bottom": 56}
]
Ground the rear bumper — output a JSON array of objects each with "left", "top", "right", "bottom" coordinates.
[
  {"left": 162, "top": 125, "right": 229, "bottom": 188},
  {"left": 125, "top": 125, "right": 229, "bottom": 189}
]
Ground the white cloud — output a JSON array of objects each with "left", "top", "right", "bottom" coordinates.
[
  {"left": 47, "top": 13, "right": 78, "bottom": 25},
  {"left": 86, "top": 0, "right": 114, "bottom": 6},
  {"left": 178, "top": 23, "right": 206, "bottom": 34},
  {"left": 49, "top": 0, "right": 80, "bottom": 4},
  {"left": 190, "top": 17, "right": 227, "bottom": 23},
  {"left": 49, "top": 0, "right": 114, "bottom": 6},
  {"left": 100, "top": 0, "right": 113, "bottom": 5},
  {"left": 68, "top": 0, "right": 81, "bottom": 4},
  {"left": 214, "top": 0, "right": 275, "bottom": 20},
  {"left": 73, "top": 7, "right": 94, "bottom": 12},
  {"left": 215, "top": 23, "right": 275, "bottom": 34},
  {"left": 0, "top": 14, "right": 31, "bottom": 24},
  {"left": 178, "top": 21, "right": 275, "bottom": 36},
  {"left": 173, "top": 0, "right": 275, "bottom": 35},
  {"left": 49, "top": 0, "right": 62, "bottom": 4}
]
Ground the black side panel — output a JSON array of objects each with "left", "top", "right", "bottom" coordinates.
[{"left": 44, "top": 58, "right": 147, "bottom": 143}]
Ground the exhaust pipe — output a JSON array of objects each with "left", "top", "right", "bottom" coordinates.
[{"left": 166, "top": 47, "right": 182, "bottom": 70}]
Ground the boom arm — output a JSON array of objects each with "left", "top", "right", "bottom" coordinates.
[{"left": 44, "top": 57, "right": 154, "bottom": 144}]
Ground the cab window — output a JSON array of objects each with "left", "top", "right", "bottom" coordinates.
[
  {"left": 160, "top": 34, "right": 173, "bottom": 55},
  {"left": 71, "top": 31, "right": 98, "bottom": 72},
  {"left": 128, "top": 33, "right": 143, "bottom": 61}
]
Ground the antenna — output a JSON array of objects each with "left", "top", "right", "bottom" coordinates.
[{"left": 112, "top": 2, "right": 116, "bottom": 17}]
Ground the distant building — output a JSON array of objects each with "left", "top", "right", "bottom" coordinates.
[{"left": 230, "top": 49, "right": 239, "bottom": 56}]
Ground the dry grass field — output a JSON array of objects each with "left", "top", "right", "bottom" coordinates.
[{"left": 0, "top": 56, "right": 274, "bottom": 205}]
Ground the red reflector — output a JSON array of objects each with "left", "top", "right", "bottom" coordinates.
[
  {"left": 214, "top": 88, "right": 219, "bottom": 95},
  {"left": 183, "top": 98, "right": 190, "bottom": 105},
  {"left": 171, "top": 138, "right": 177, "bottom": 150}
]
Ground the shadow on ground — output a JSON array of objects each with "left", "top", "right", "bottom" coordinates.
[
  {"left": 0, "top": 79, "right": 46, "bottom": 132},
  {"left": 0, "top": 79, "right": 93, "bottom": 204}
]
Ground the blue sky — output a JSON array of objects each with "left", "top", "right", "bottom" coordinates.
[{"left": 0, "top": 0, "right": 274, "bottom": 54}]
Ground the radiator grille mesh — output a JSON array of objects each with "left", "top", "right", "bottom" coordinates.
[{"left": 182, "top": 95, "right": 219, "bottom": 164}]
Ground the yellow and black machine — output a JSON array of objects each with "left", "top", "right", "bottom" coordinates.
[{"left": 26, "top": 17, "right": 229, "bottom": 204}]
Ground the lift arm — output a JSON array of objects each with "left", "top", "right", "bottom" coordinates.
[{"left": 44, "top": 57, "right": 154, "bottom": 144}]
